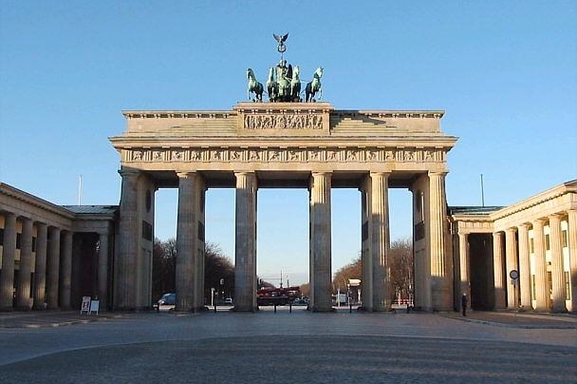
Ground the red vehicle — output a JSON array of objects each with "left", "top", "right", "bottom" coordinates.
[{"left": 257, "top": 286, "right": 301, "bottom": 306}]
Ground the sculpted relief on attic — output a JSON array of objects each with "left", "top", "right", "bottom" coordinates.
[{"left": 124, "top": 147, "right": 446, "bottom": 164}]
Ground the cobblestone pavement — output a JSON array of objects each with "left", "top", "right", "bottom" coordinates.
[{"left": 0, "top": 308, "right": 575, "bottom": 383}]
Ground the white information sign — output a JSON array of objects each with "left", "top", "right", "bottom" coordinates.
[
  {"left": 80, "top": 296, "right": 91, "bottom": 314},
  {"left": 89, "top": 300, "right": 100, "bottom": 315}
]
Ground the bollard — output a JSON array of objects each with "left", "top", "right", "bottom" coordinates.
[
  {"left": 274, "top": 303, "right": 277, "bottom": 313},
  {"left": 349, "top": 303, "right": 353, "bottom": 313},
  {"left": 214, "top": 303, "right": 217, "bottom": 313},
  {"left": 289, "top": 303, "right": 292, "bottom": 313}
]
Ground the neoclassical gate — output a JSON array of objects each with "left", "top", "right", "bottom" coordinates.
[{"left": 110, "top": 102, "right": 457, "bottom": 312}]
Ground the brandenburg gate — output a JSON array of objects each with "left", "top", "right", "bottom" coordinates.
[{"left": 109, "top": 102, "right": 457, "bottom": 312}]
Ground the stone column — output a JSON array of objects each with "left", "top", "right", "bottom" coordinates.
[
  {"left": 549, "top": 214, "right": 566, "bottom": 312},
  {"left": 16, "top": 217, "right": 33, "bottom": 310},
  {"left": 568, "top": 210, "right": 577, "bottom": 313},
  {"left": 505, "top": 228, "right": 519, "bottom": 309},
  {"left": 370, "top": 172, "right": 390, "bottom": 311},
  {"left": 195, "top": 184, "right": 206, "bottom": 310},
  {"left": 46, "top": 226, "right": 61, "bottom": 309},
  {"left": 98, "top": 232, "right": 109, "bottom": 310},
  {"left": 234, "top": 172, "right": 257, "bottom": 312},
  {"left": 175, "top": 172, "right": 197, "bottom": 312},
  {"left": 360, "top": 180, "right": 373, "bottom": 311},
  {"left": 309, "top": 172, "right": 332, "bottom": 312},
  {"left": 429, "top": 171, "right": 451, "bottom": 310},
  {"left": 458, "top": 233, "right": 470, "bottom": 307},
  {"left": 493, "top": 231, "right": 506, "bottom": 309},
  {"left": 114, "top": 169, "right": 140, "bottom": 310},
  {"left": 33, "top": 223, "right": 48, "bottom": 309},
  {"left": 518, "top": 224, "right": 532, "bottom": 309},
  {"left": 533, "top": 219, "right": 548, "bottom": 311},
  {"left": 58, "top": 231, "right": 73, "bottom": 309},
  {"left": 0, "top": 212, "right": 17, "bottom": 310}
]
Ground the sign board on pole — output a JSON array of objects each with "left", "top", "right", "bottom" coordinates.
[{"left": 348, "top": 278, "right": 361, "bottom": 287}]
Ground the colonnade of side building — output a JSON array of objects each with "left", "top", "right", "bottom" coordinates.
[
  {"left": 452, "top": 181, "right": 577, "bottom": 313},
  {"left": 0, "top": 183, "right": 115, "bottom": 311}
]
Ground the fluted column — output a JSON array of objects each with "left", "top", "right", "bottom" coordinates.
[
  {"left": 458, "top": 233, "right": 470, "bottom": 307},
  {"left": 176, "top": 172, "right": 197, "bottom": 312},
  {"left": 59, "top": 231, "right": 73, "bottom": 309},
  {"left": 549, "top": 214, "right": 566, "bottom": 312},
  {"left": 33, "top": 223, "right": 48, "bottom": 309},
  {"left": 360, "top": 181, "right": 373, "bottom": 311},
  {"left": 518, "top": 224, "right": 532, "bottom": 309},
  {"left": 568, "top": 210, "right": 577, "bottom": 313},
  {"left": 429, "top": 171, "right": 451, "bottom": 310},
  {"left": 533, "top": 219, "right": 548, "bottom": 311},
  {"left": 234, "top": 172, "right": 257, "bottom": 312},
  {"left": 97, "top": 232, "right": 109, "bottom": 310},
  {"left": 46, "top": 226, "right": 61, "bottom": 309},
  {"left": 505, "top": 228, "right": 519, "bottom": 309},
  {"left": 493, "top": 232, "right": 506, "bottom": 309},
  {"left": 16, "top": 218, "right": 33, "bottom": 309},
  {"left": 114, "top": 169, "right": 140, "bottom": 310},
  {"left": 370, "top": 172, "right": 390, "bottom": 311},
  {"left": 309, "top": 172, "right": 332, "bottom": 312},
  {"left": 0, "top": 212, "right": 17, "bottom": 310}
]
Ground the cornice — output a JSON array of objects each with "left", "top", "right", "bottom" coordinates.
[
  {"left": 489, "top": 180, "right": 577, "bottom": 221},
  {"left": 0, "top": 183, "right": 75, "bottom": 220}
]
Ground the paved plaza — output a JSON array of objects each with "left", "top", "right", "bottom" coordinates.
[{"left": 0, "top": 308, "right": 575, "bottom": 383}]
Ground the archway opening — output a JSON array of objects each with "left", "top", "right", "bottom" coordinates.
[{"left": 257, "top": 188, "right": 309, "bottom": 298}]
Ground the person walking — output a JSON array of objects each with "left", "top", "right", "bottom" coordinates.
[{"left": 461, "top": 293, "right": 468, "bottom": 316}]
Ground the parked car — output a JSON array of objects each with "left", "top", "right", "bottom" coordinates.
[
  {"left": 224, "top": 298, "right": 233, "bottom": 305},
  {"left": 154, "top": 292, "right": 176, "bottom": 312}
]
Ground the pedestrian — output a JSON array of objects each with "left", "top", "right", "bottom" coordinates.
[{"left": 461, "top": 293, "right": 468, "bottom": 316}]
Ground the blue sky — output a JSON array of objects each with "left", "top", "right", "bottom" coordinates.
[{"left": 1, "top": 1, "right": 576, "bottom": 286}]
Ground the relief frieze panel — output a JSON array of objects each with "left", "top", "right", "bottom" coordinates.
[
  {"left": 243, "top": 112, "right": 323, "bottom": 130},
  {"left": 125, "top": 147, "right": 446, "bottom": 164}
]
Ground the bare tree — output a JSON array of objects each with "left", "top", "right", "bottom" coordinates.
[
  {"left": 389, "top": 238, "right": 413, "bottom": 303},
  {"left": 204, "top": 242, "right": 234, "bottom": 302},
  {"left": 152, "top": 239, "right": 235, "bottom": 304},
  {"left": 152, "top": 238, "right": 176, "bottom": 300},
  {"left": 330, "top": 238, "right": 413, "bottom": 305},
  {"left": 332, "top": 255, "right": 362, "bottom": 292}
]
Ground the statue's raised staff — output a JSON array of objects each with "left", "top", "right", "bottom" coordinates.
[
  {"left": 247, "top": 68, "right": 264, "bottom": 102},
  {"left": 305, "top": 67, "right": 323, "bottom": 102},
  {"left": 273, "top": 33, "right": 289, "bottom": 56}
]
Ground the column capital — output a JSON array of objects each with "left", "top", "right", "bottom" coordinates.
[
  {"left": 234, "top": 170, "right": 256, "bottom": 176},
  {"left": 428, "top": 170, "right": 448, "bottom": 177},
  {"left": 369, "top": 171, "right": 391, "bottom": 178},
  {"left": 177, "top": 171, "right": 197, "bottom": 179},
  {"left": 311, "top": 171, "right": 332, "bottom": 177},
  {"left": 505, "top": 227, "right": 517, "bottom": 234},
  {"left": 118, "top": 168, "right": 140, "bottom": 178}
]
